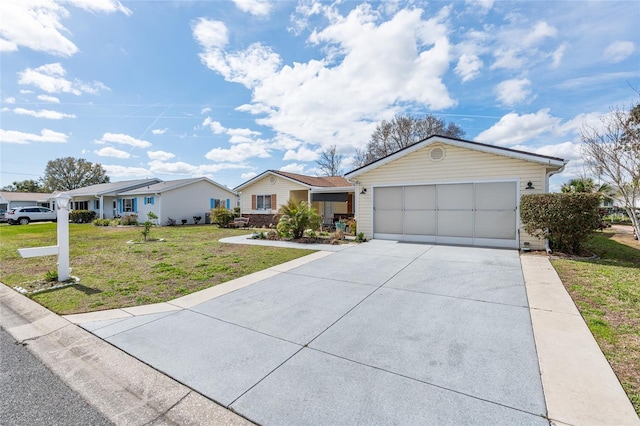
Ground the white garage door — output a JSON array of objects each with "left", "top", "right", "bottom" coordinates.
[{"left": 373, "top": 182, "right": 518, "bottom": 248}]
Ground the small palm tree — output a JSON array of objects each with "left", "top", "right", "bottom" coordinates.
[{"left": 276, "top": 200, "right": 321, "bottom": 239}]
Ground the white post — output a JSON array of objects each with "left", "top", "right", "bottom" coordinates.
[{"left": 55, "top": 192, "right": 71, "bottom": 281}]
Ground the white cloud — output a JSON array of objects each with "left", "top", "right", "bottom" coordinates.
[
  {"left": 465, "top": 0, "right": 494, "bottom": 13},
  {"left": 18, "top": 63, "right": 109, "bottom": 95},
  {"left": 0, "top": 128, "right": 68, "bottom": 144},
  {"left": 95, "top": 147, "right": 131, "bottom": 158},
  {"left": 475, "top": 109, "right": 561, "bottom": 146},
  {"left": 67, "top": 0, "right": 131, "bottom": 16},
  {"left": 232, "top": 0, "right": 272, "bottom": 16},
  {"left": 495, "top": 78, "right": 532, "bottom": 106},
  {"left": 147, "top": 160, "right": 249, "bottom": 175},
  {"left": 201, "top": 107, "right": 212, "bottom": 114},
  {"left": 241, "top": 171, "right": 257, "bottom": 180},
  {"left": 3, "top": 97, "right": 16, "bottom": 104},
  {"left": 523, "top": 21, "right": 557, "bottom": 47},
  {"left": 0, "top": 0, "right": 129, "bottom": 57},
  {"left": 491, "top": 48, "right": 525, "bottom": 70},
  {"left": 95, "top": 132, "right": 152, "bottom": 148},
  {"left": 147, "top": 150, "right": 175, "bottom": 161},
  {"left": 205, "top": 142, "right": 270, "bottom": 162},
  {"left": 455, "top": 54, "right": 483, "bottom": 82},
  {"left": 37, "top": 94, "right": 60, "bottom": 103},
  {"left": 283, "top": 146, "right": 319, "bottom": 161},
  {"left": 202, "top": 117, "right": 226, "bottom": 134},
  {"left": 12, "top": 107, "right": 76, "bottom": 119},
  {"left": 103, "top": 165, "right": 151, "bottom": 178},
  {"left": 279, "top": 163, "right": 307, "bottom": 174},
  {"left": 191, "top": 18, "right": 228, "bottom": 50},
  {"left": 604, "top": 40, "right": 635, "bottom": 63},
  {"left": 151, "top": 128, "right": 168, "bottom": 135},
  {"left": 550, "top": 43, "right": 567, "bottom": 68}
]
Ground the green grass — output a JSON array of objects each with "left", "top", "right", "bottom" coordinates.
[
  {"left": 0, "top": 223, "right": 312, "bottom": 315},
  {"left": 551, "top": 230, "right": 640, "bottom": 415}
]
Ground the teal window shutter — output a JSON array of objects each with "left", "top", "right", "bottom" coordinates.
[
  {"left": 210, "top": 198, "right": 214, "bottom": 209},
  {"left": 118, "top": 199, "right": 122, "bottom": 213},
  {"left": 151, "top": 196, "right": 154, "bottom": 205},
  {"left": 226, "top": 199, "right": 230, "bottom": 209},
  {"left": 133, "top": 198, "right": 137, "bottom": 212},
  {"left": 144, "top": 197, "right": 147, "bottom": 205}
]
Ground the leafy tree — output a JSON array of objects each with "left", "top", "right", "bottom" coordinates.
[
  {"left": 316, "top": 145, "right": 344, "bottom": 176},
  {"left": 354, "top": 114, "right": 465, "bottom": 167},
  {"left": 581, "top": 100, "right": 640, "bottom": 239},
  {"left": 276, "top": 200, "right": 321, "bottom": 239},
  {"left": 43, "top": 157, "right": 110, "bottom": 191},
  {"left": 1, "top": 179, "right": 47, "bottom": 192}
]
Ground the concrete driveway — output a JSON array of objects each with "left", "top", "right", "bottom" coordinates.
[{"left": 78, "top": 241, "right": 547, "bottom": 425}]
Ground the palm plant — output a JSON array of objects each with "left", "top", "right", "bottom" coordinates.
[{"left": 276, "top": 200, "right": 321, "bottom": 239}]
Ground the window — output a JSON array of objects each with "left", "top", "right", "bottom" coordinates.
[
  {"left": 74, "top": 201, "right": 88, "bottom": 210},
  {"left": 94, "top": 200, "right": 100, "bottom": 210},
  {"left": 123, "top": 198, "right": 134, "bottom": 212},
  {"left": 144, "top": 196, "right": 154, "bottom": 205},
  {"left": 210, "top": 198, "right": 226, "bottom": 209},
  {"left": 256, "top": 194, "right": 271, "bottom": 210}
]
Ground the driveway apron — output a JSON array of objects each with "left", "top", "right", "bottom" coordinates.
[{"left": 80, "top": 241, "right": 547, "bottom": 425}]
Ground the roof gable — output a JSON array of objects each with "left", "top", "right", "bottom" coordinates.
[
  {"left": 234, "top": 170, "right": 352, "bottom": 191},
  {"left": 66, "top": 178, "right": 162, "bottom": 196},
  {"left": 345, "top": 135, "right": 567, "bottom": 178},
  {"left": 119, "top": 177, "right": 236, "bottom": 196}
]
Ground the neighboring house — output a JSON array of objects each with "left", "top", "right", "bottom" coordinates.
[
  {"left": 234, "top": 170, "right": 355, "bottom": 228},
  {"left": 65, "top": 178, "right": 162, "bottom": 219},
  {"left": 344, "top": 135, "right": 567, "bottom": 250},
  {"left": 0, "top": 191, "right": 54, "bottom": 212},
  {"left": 118, "top": 177, "right": 238, "bottom": 225}
]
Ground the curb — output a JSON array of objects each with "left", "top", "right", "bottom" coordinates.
[{"left": 0, "top": 282, "right": 253, "bottom": 426}]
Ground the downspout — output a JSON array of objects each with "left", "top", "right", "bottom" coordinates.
[
  {"left": 544, "top": 163, "right": 567, "bottom": 254},
  {"left": 155, "top": 193, "right": 161, "bottom": 225}
]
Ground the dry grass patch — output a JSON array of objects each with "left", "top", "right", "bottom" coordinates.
[
  {"left": 551, "top": 228, "right": 640, "bottom": 415},
  {"left": 0, "top": 223, "right": 312, "bottom": 315}
]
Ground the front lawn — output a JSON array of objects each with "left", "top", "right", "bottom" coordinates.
[
  {"left": 551, "top": 229, "right": 640, "bottom": 415},
  {"left": 0, "top": 223, "right": 312, "bottom": 315}
]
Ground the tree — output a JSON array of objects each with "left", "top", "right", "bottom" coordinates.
[
  {"left": 277, "top": 199, "right": 321, "bottom": 239},
  {"left": 43, "top": 157, "right": 110, "bottom": 191},
  {"left": 1, "top": 179, "right": 47, "bottom": 192},
  {"left": 581, "top": 100, "right": 640, "bottom": 239},
  {"left": 316, "top": 145, "right": 343, "bottom": 176},
  {"left": 354, "top": 114, "right": 465, "bottom": 167}
]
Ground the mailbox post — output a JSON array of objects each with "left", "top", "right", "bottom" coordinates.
[{"left": 17, "top": 192, "right": 72, "bottom": 282}]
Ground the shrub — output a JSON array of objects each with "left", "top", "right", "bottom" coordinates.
[
  {"left": 121, "top": 214, "right": 138, "bottom": 225},
  {"left": 212, "top": 206, "right": 235, "bottom": 228},
  {"left": 520, "top": 193, "right": 601, "bottom": 254},
  {"left": 276, "top": 200, "right": 321, "bottom": 239},
  {"left": 166, "top": 217, "right": 176, "bottom": 226},
  {"left": 141, "top": 212, "right": 158, "bottom": 241},
  {"left": 70, "top": 210, "right": 97, "bottom": 223},
  {"left": 92, "top": 218, "right": 111, "bottom": 226}
]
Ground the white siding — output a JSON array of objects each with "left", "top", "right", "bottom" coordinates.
[
  {"left": 239, "top": 175, "right": 308, "bottom": 214},
  {"left": 355, "top": 143, "right": 551, "bottom": 250}
]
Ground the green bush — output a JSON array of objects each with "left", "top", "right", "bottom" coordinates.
[
  {"left": 276, "top": 200, "right": 321, "bottom": 239},
  {"left": 520, "top": 193, "right": 601, "bottom": 254},
  {"left": 120, "top": 214, "right": 138, "bottom": 225},
  {"left": 212, "top": 206, "right": 236, "bottom": 228},
  {"left": 92, "top": 218, "right": 111, "bottom": 226},
  {"left": 70, "top": 210, "right": 97, "bottom": 223}
]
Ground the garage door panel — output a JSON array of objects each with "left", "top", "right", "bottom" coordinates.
[
  {"left": 438, "top": 210, "right": 473, "bottom": 238},
  {"left": 374, "top": 209, "right": 403, "bottom": 234},
  {"left": 475, "top": 211, "right": 517, "bottom": 239},
  {"left": 404, "top": 210, "right": 436, "bottom": 235},
  {"left": 437, "top": 184, "right": 474, "bottom": 209},
  {"left": 404, "top": 185, "right": 436, "bottom": 210},
  {"left": 476, "top": 182, "right": 517, "bottom": 210},
  {"left": 374, "top": 187, "right": 402, "bottom": 209}
]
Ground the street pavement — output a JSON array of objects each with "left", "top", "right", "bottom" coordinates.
[{"left": 0, "top": 327, "right": 111, "bottom": 426}]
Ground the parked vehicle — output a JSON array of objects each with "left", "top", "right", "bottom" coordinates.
[
  {"left": 0, "top": 210, "right": 6, "bottom": 223},
  {"left": 6, "top": 206, "right": 57, "bottom": 225}
]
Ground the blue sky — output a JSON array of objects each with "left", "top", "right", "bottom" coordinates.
[{"left": 1, "top": 0, "right": 639, "bottom": 191}]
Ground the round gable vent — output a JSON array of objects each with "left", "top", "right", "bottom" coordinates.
[
  {"left": 269, "top": 176, "right": 276, "bottom": 184},
  {"left": 430, "top": 146, "right": 445, "bottom": 161}
]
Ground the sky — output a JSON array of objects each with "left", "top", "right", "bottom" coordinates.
[{"left": 1, "top": 0, "right": 639, "bottom": 192}]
